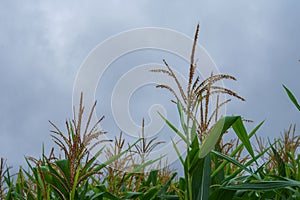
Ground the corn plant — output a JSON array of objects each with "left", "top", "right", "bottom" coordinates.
[
  {"left": 152, "top": 24, "right": 300, "bottom": 200},
  {"left": 103, "top": 118, "right": 180, "bottom": 199},
  {"left": 8, "top": 94, "right": 141, "bottom": 200},
  {"left": 152, "top": 24, "right": 255, "bottom": 200}
]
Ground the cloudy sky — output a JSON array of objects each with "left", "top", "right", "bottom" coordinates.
[{"left": 0, "top": 1, "right": 300, "bottom": 169}]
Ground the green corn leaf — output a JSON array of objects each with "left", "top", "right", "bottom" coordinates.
[
  {"left": 15, "top": 169, "right": 24, "bottom": 196},
  {"left": 45, "top": 160, "right": 69, "bottom": 198},
  {"left": 145, "top": 170, "right": 158, "bottom": 186},
  {"left": 158, "top": 112, "right": 188, "bottom": 144},
  {"left": 192, "top": 154, "right": 211, "bottom": 200},
  {"left": 130, "top": 156, "right": 162, "bottom": 174},
  {"left": 283, "top": 84, "right": 300, "bottom": 111},
  {"left": 190, "top": 119, "right": 199, "bottom": 149},
  {"left": 158, "top": 195, "right": 180, "bottom": 199},
  {"left": 55, "top": 159, "right": 70, "bottom": 183},
  {"left": 177, "top": 102, "right": 188, "bottom": 136},
  {"left": 188, "top": 141, "right": 200, "bottom": 173},
  {"left": 122, "top": 192, "right": 142, "bottom": 199},
  {"left": 90, "top": 191, "right": 120, "bottom": 200},
  {"left": 211, "top": 120, "right": 264, "bottom": 179},
  {"left": 80, "top": 145, "right": 105, "bottom": 175},
  {"left": 199, "top": 116, "right": 239, "bottom": 158},
  {"left": 70, "top": 166, "right": 80, "bottom": 199},
  {"left": 224, "top": 144, "right": 271, "bottom": 182},
  {"left": 179, "top": 177, "right": 186, "bottom": 192},
  {"left": 171, "top": 138, "right": 185, "bottom": 165},
  {"left": 141, "top": 187, "right": 159, "bottom": 200},
  {"left": 208, "top": 188, "right": 235, "bottom": 200},
  {"left": 211, "top": 150, "right": 260, "bottom": 180},
  {"left": 24, "top": 158, "right": 38, "bottom": 183},
  {"left": 223, "top": 180, "right": 300, "bottom": 191},
  {"left": 94, "top": 184, "right": 107, "bottom": 192},
  {"left": 232, "top": 116, "right": 256, "bottom": 161}
]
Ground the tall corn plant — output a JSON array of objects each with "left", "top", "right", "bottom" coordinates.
[
  {"left": 18, "top": 94, "right": 141, "bottom": 200},
  {"left": 32, "top": 94, "right": 111, "bottom": 199},
  {"left": 152, "top": 24, "right": 255, "bottom": 200}
]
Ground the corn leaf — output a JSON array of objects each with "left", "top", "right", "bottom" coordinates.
[
  {"left": 223, "top": 180, "right": 300, "bottom": 191},
  {"left": 283, "top": 84, "right": 300, "bottom": 111},
  {"left": 199, "top": 116, "right": 239, "bottom": 159},
  {"left": 232, "top": 116, "right": 255, "bottom": 160}
]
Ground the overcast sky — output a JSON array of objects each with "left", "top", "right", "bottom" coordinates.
[{"left": 0, "top": 1, "right": 300, "bottom": 169}]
